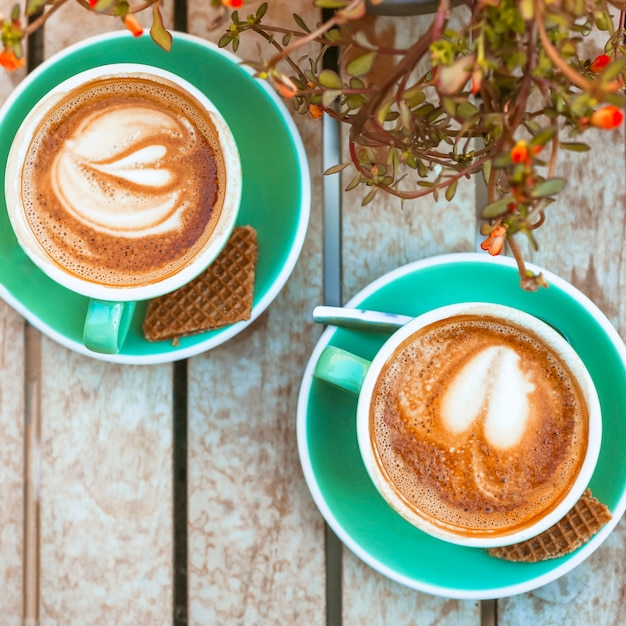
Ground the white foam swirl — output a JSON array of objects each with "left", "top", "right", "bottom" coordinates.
[
  {"left": 50, "top": 106, "right": 189, "bottom": 236},
  {"left": 440, "top": 345, "right": 535, "bottom": 449}
]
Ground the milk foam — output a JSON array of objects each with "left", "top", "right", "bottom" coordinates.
[
  {"left": 371, "top": 315, "right": 588, "bottom": 537},
  {"left": 441, "top": 345, "right": 535, "bottom": 449},
  {"left": 22, "top": 76, "right": 226, "bottom": 287},
  {"left": 50, "top": 106, "right": 188, "bottom": 236}
]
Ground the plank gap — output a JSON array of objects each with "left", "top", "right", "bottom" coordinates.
[
  {"left": 173, "top": 359, "right": 188, "bottom": 626},
  {"left": 26, "top": 10, "right": 45, "bottom": 71},
  {"left": 481, "top": 598, "right": 497, "bottom": 626},
  {"left": 23, "top": 325, "right": 42, "bottom": 626}
]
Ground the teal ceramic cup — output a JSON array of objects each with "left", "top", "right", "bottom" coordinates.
[
  {"left": 4, "top": 62, "right": 242, "bottom": 354},
  {"left": 314, "top": 302, "right": 602, "bottom": 548}
]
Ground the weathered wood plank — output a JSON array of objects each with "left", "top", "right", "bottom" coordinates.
[
  {"left": 0, "top": 300, "right": 26, "bottom": 626},
  {"left": 186, "top": 1, "right": 327, "bottom": 623},
  {"left": 338, "top": 10, "right": 480, "bottom": 624},
  {"left": 0, "top": 37, "right": 28, "bottom": 625},
  {"left": 38, "top": 344, "right": 174, "bottom": 624},
  {"left": 34, "top": 6, "right": 176, "bottom": 623}
]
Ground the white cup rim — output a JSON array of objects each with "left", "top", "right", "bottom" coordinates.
[
  {"left": 356, "top": 301, "right": 602, "bottom": 548},
  {"left": 5, "top": 62, "right": 242, "bottom": 302}
]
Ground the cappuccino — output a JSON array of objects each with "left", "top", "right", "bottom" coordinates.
[
  {"left": 20, "top": 74, "right": 226, "bottom": 287},
  {"left": 371, "top": 314, "right": 589, "bottom": 540}
]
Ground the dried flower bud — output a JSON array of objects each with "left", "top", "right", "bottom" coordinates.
[
  {"left": 0, "top": 48, "right": 25, "bottom": 71},
  {"left": 590, "top": 105, "right": 624, "bottom": 129},
  {"left": 271, "top": 71, "right": 298, "bottom": 99},
  {"left": 480, "top": 224, "right": 507, "bottom": 256},
  {"left": 124, "top": 13, "right": 144, "bottom": 37}
]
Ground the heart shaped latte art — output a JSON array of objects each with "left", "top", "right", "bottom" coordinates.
[{"left": 440, "top": 346, "right": 536, "bottom": 449}]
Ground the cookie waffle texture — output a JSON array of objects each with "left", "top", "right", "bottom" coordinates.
[
  {"left": 488, "top": 489, "right": 612, "bottom": 562},
  {"left": 143, "top": 225, "right": 258, "bottom": 342}
]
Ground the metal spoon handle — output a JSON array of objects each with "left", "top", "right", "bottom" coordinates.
[{"left": 312, "top": 305, "right": 412, "bottom": 333}]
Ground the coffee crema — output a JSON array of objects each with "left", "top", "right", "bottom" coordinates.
[
  {"left": 371, "top": 314, "right": 588, "bottom": 539},
  {"left": 21, "top": 75, "right": 226, "bottom": 287}
]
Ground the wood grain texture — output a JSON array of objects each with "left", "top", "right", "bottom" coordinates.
[
  {"left": 38, "top": 341, "right": 174, "bottom": 624},
  {"left": 338, "top": 10, "right": 480, "bottom": 624},
  {"left": 0, "top": 300, "right": 26, "bottom": 626},
  {"left": 35, "top": 6, "right": 177, "bottom": 624},
  {"left": 0, "top": 41, "right": 28, "bottom": 626},
  {"left": 186, "top": 2, "right": 326, "bottom": 623}
]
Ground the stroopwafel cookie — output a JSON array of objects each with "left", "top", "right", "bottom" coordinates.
[
  {"left": 143, "top": 225, "right": 258, "bottom": 343},
  {"left": 488, "top": 489, "right": 612, "bottom": 563}
]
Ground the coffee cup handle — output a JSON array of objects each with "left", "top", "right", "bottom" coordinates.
[
  {"left": 313, "top": 346, "right": 371, "bottom": 395},
  {"left": 83, "top": 300, "right": 137, "bottom": 354}
]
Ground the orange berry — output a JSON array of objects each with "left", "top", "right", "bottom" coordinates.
[
  {"left": 308, "top": 104, "right": 323, "bottom": 119},
  {"left": 590, "top": 54, "right": 611, "bottom": 73},
  {"left": 510, "top": 141, "right": 528, "bottom": 164},
  {"left": 590, "top": 105, "right": 624, "bottom": 129}
]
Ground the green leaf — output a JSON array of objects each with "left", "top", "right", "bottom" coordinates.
[
  {"left": 150, "top": 2, "right": 172, "bottom": 52},
  {"left": 315, "top": 0, "right": 352, "bottom": 8},
  {"left": 482, "top": 195, "right": 513, "bottom": 219},
  {"left": 443, "top": 97, "right": 456, "bottom": 117},
  {"left": 293, "top": 12, "right": 310, "bottom": 32},
  {"left": 94, "top": 0, "right": 116, "bottom": 13},
  {"left": 361, "top": 187, "right": 378, "bottom": 206},
  {"left": 559, "top": 142, "right": 590, "bottom": 152},
  {"left": 218, "top": 33, "right": 233, "bottom": 48},
  {"left": 256, "top": 2, "right": 268, "bottom": 20},
  {"left": 399, "top": 100, "right": 412, "bottom": 129},
  {"left": 346, "top": 52, "right": 376, "bottom": 77},
  {"left": 530, "top": 126, "right": 557, "bottom": 146},
  {"left": 445, "top": 180, "right": 458, "bottom": 202},
  {"left": 520, "top": 0, "right": 534, "bottom": 20},
  {"left": 456, "top": 101, "right": 479, "bottom": 120},
  {"left": 325, "top": 28, "right": 342, "bottom": 43},
  {"left": 10, "top": 3, "right": 20, "bottom": 20},
  {"left": 318, "top": 69, "right": 342, "bottom": 89},
  {"left": 376, "top": 101, "right": 392, "bottom": 125},
  {"left": 530, "top": 178, "right": 566, "bottom": 198},
  {"left": 26, "top": 0, "right": 46, "bottom": 16},
  {"left": 345, "top": 173, "right": 361, "bottom": 191},
  {"left": 324, "top": 162, "right": 351, "bottom": 175}
]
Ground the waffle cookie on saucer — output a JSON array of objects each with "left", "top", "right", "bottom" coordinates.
[
  {"left": 143, "top": 225, "right": 258, "bottom": 343},
  {"left": 488, "top": 489, "right": 611, "bottom": 563}
]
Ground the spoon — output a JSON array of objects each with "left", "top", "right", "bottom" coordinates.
[
  {"left": 312, "top": 305, "right": 570, "bottom": 343},
  {"left": 312, "top": 305, "right": 411, "bottom": 333}
]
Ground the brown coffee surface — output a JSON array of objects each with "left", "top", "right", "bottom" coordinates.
[
  {"left": 371, "top": 315, "right": 588, "bottom": 539},
  {"left": 22, "top": 76, "right": 225, "bottom": 287}
]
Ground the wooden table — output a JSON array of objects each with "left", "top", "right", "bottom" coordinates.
[{"left": 1, "top": 2, "right": 625, "bottom": 624}]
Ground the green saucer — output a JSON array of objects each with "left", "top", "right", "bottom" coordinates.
[
  {"left": 297, "top": 253, "right": 626, "bottom": 599},
  {"left": 0, "top": 32, "right": 310, "bottom": 364}
]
